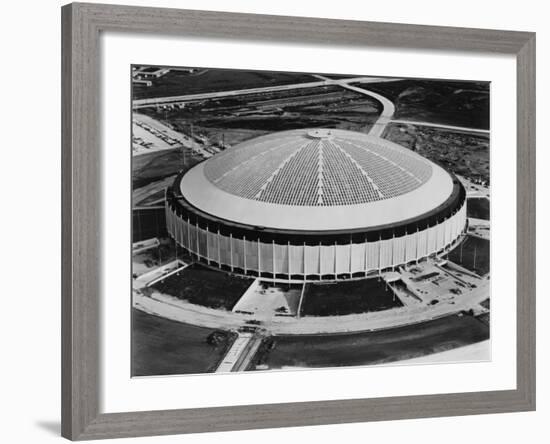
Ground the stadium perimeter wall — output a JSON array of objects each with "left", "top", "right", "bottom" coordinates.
[{"left": 165, "top": 198, "right": 467, "bottom": 280}]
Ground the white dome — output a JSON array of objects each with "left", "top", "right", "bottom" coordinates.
[
  {"left": 180, "top": 129, "right": 454, "bottom": 231},
  {"left": 203, "top": 128, "right": 433, "bottom": 206}
]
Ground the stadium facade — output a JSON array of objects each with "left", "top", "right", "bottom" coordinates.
[{"left": 165, "top": 129, "right": 467, "bottom": 281}]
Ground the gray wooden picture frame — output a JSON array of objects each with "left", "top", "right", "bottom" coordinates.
[{"left": 61, "top": 2, "right": 536, "bottom": 440}]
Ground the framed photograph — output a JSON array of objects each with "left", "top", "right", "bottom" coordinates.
[{"left": 61, "top": 2, "right": 536, "bottom": 440}]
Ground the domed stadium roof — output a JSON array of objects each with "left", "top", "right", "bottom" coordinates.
[
  {"left": 179, "top": 129, "right": 455, "bottom": 231},
  {"left": 204, "top": 129, "right": 433, "bottom": 206}
]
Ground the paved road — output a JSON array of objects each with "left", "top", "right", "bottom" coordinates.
[
  {"left": 134, "top": 275, "right": 489, "bottom": 336},
  {"left": 314, "top": 75, "right": 487, "bottom": 137},
  {"left": 134, "top": 76, "right": 487, "bottom": 137},
  {"left": 132, "top": 76, "right": 399, "bottom": 109},
  {"left": 312, "top": 74, "right": 395, "bottom": 136},
  {"left": 391, "top": 119, "right": 490, "bottom": 134}
]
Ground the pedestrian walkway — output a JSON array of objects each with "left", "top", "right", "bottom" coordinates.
[{"left": 215, "top": 333, "right": 262, "bottom": 373}]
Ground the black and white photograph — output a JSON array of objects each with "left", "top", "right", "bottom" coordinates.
[
  {"left": 1, "top": 0, "right": 543, "bottom": 442},
  {"left": 131, "top": 66, "right": 491, "bottom": 376}
]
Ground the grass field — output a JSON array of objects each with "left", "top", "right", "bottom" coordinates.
[
  {"left": 131, "top": 309, "right": 234, "bottom": 376},
  {"left": 467, "top": 197, "right": 490, "bottom": 220},
  {"left": 139, "top": 86, "right": 380, "bottom": 146},
  {"left": 447, "top": 235, "right": 490, "bottom": 276},
  {"left": 133, "top": 68, "right": 315, "bottom": 100},
  {"left": 299, "top": 279, "right": 402, "bottom": 317},
  {"left": 132, "top": 147, "right": 201, "bottom": 189},
  {"left": 258, "top": 314, "right": 489, "bottom": 370},
  {"left": 151, "top": 264, "right": 253, "bottom": 310},
  {"left": 360, "top": 79, "right": 489, "bottom": 129}
]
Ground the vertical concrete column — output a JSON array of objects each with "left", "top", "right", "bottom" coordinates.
[
  {"left": 404, "top": 230, "right": 408, "bottom": 265},
  {"left": 257, "top": 238, "right": 261, "bottom": 274},
  {"left": 415, "top": 228, "right": 419, "bottom": 264},
  {"left": 195, "top": 220, "right": 200, "bottom": 259},
  {"left": 243, "top": 235, "right": 247, "bottom": 274},
  {"left": 230, "top": 232, "right": 234, "bottom": 272},
  {"left": 287, "top": 241, "right": 291, "bottom": 282},
  {"left": 206, "top": 225, "right": 211, "bottom": 265},
  {"left": 364, "top": 237, "right": 368, "bottom": 274},
  {"left": 179, "top": 215, "right": 185, "bottom": 248},
  {"left": 318, "top": 241, "right": 322, "bottom": 279},
  {"left": 334, "top": 241, "right": 338, "bottom": 278},
  {"left": 445, "top": 216, "right": 451, "bottom": 253},
  {"left": 217, "top": 228, "right": 221, "bottom": 266},
  {"left": 391, "top": 231, "right": 395, "bottom": 271},
  {"left": 349, "top": 238, "right": 353, "bottom": 275},
  {"left": 272, "top": 240, "right": 276, "bottom": 278},
  {"left": 426, "top": 223, "right": 431, "bottom": 258},
  {"left": 303, "top": 241, "right": 307, "bottom": 279},
  {"left": 378, "top": 235, "right": 382, "bottom": 276},
  {"left": 187, "top": 216, "right": 191, "bottom": 255}
]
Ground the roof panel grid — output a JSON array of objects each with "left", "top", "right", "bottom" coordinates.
[{"left": 202, "top": 129, "right": 434, "bottom": 207}]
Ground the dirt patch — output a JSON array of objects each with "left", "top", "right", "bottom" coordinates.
[
  {"left": 151, "top": 264, "right": 254, "bottom": 310},
  {"left": 384, "top": 123, "right": 489, "bottom": 184}
]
